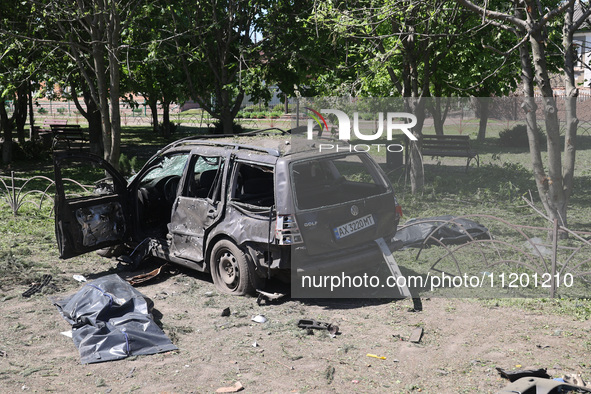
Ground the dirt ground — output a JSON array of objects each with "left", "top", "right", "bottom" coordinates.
[{"left": 1, "top": 257, "right": 590, "bottom": 394}]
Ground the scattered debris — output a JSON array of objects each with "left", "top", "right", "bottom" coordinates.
[
  {"left": 563, "top": 373, "right": 589, "bottom": 388},
  {"left": 276, "top": 360, "right": 294, "bottom": 370},
  {"left": 536, "top": 344, "right": 551, "bottom": 349},
  {"left": 221, "top": 307, "right": 231, "bottom": 317},
  {"left": 256, "top": 289, "right": 286, "bottom": 305},
  {"left": 252, "top": 341, "right": 259, "bottom": 347},
  {"left": 351, "top": 379, "right": 359, "bottom": 384},
  {"left": 496, "top": 367, "right": 551, "bottom": 382},
  {"left": 126, "top": 367, "right": 136, "bottom": 378},
  {"left": 251, "top": 315, "right": 267, "bottom": 323},
  {"left": 215, "top": 381, "right": 244, "bottom": 393},
  {"left": 409, "top": 327, "right": 424, "bottom": 343},
  {"left": 297, "top": 319, "right": 339, "bottom": 337},
  {"left": 0, "top": 350, "right": 7, "bottom": 357},
  {"left": 204, "top": 291, "right": 214, "bottom": 297},
  {"left": 72, "top": 274, "right": 87, "bottom": 282},
  {"left": 366, "top": 354, "right": 386, "bottom": 360},
  {"left": 498, "top": 377, "right": 591, "bottom": 393},
  {"left": 124, "top": 264, "right": 168, "bottom": 286},
  {"left": 22, "top": 274, "right": 52, "bottom": 298},
  {"left": 324, "top": 365, "right": 335, "bottom": 384}
]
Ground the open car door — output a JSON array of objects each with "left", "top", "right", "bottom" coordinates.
[{"left": 53, "top": 152, "right": 129, "bottom": 259}]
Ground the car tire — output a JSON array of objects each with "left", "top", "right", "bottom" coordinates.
[{"left": 210, "top": 239, "right": 257, "bottom": 295}]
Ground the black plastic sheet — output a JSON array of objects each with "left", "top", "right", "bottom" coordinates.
[
  {"left": 394, "top": 215, "right": 490, "bottom": 249},
  {"left": 53, "top": 274, "right": 177, "bottom": 364}
]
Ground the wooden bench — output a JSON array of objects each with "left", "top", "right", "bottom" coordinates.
[
  {"left": 51, "top": 124, "right": 86, "bottom": 150},
  {"left": 33, "top": 118, "right": 68, "bottom": 134},
  {"left": 420, "top": 135, "right": 479, "bottom": 171}
]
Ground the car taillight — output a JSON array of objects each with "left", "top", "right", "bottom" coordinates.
[
  {"left": 275, "top": 214, "right": 303, "bottom": 245},
  {"left": 396, "top": 204, "right": 403, "bottom": 218}
]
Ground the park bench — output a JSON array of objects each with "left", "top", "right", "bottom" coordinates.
[
  {"left": 51, "top": 124, "right": 86, "bottom": 150},
  {"left": 420, "top": 135, "right": 479, "bottom": 171},
  {"left": 33, "top": 118, "right": 68, "bottom": 134}
]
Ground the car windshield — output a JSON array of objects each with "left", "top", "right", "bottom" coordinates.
[
  {"left": 129, "top": 154, "right": 189, "bottom": 184},
  {"left": 292, "top": 153, "right": 389, "bottom": 210}
]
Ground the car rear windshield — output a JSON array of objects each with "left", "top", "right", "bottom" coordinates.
[{"left": 292, "top": 153, "right": 389, "bottom": 210}]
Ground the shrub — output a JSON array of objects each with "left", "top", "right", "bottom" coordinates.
[
  {"left": 272, "top": 103, "right": 284, "bottom": 113},
  {"left": 498, "top": 124, "right": 545, "bottom": 148}
]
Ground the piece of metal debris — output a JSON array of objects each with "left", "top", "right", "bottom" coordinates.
[
  {"left": 496, "top": 367, "right": 551, "bottom": 382},
  {"left": 297, "top": 319, "right": 339, "bottom": 337},
  {"left": 221, "top": 307, "right": 231, "bottom": 317},
  {"left": 124, "top": 264, "right": 168, "bottom": 286},
  {"left": 256, "top": 289, "right": 286, "bottom": 305},
  {"left": 409, "top": 327, "right": 423, "bottom": 343},
  {"left": 72, "top": 274, "right": 87, "bottom": 282},
  {"left": 251, "top": 315, "right": 267, "bottom": 323},
  {"left": 22, "top": 274, "right": 52, "bottom": 297},
  {"left": 215, "top": 381, "right": 244, "bottom": 393}
]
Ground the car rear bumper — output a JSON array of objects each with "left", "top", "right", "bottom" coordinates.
[{"left": 293, "top": 237, "right": 403, "bottom": 276}]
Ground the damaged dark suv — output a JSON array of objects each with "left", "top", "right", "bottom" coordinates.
[{"left": 53, "top": 131, "right": 402, "bottom": 295}]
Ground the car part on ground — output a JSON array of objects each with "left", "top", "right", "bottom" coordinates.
[
  {"left": 22, "top": 274, "right": 52, "bottom": 297},
  {"left": 394, "top": 215, "right": 490, "bottom": 249},
  {"left": 497, "top": 376, "right": 591, "bottom": 393},
  {"left": 52, "top": 274, "right": 177, "bottom": 364}
]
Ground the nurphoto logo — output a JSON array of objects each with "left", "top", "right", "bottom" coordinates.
[{"left": 305, "top": 107, "right": 417, "bottom": 153}]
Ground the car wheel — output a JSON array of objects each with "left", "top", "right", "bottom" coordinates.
[{"left": 210, "top": 239, "right": 257, "bottom": 295}]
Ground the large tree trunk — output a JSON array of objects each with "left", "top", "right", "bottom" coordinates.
[
  {"left": 107, "top": 7, "right": 122, "bottom": 170},
  {"left": 529, "top": 29, "right": 568, "bottom": 228},
  {"left": 71, "top": 81, "right": 103, "bottom": 157},
  {"left": 562, "top": 4, "right": 578, "bottom": 213},
  {"left": 428, "top": 97, "right": 450, "bottom": 136},
  {"left": 15, "top": 84, "right": 28, "bottom": 144}
]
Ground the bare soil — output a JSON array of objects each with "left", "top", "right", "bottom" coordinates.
[{"left": 1, "top": 257, "right": 590, "bottom": 393}]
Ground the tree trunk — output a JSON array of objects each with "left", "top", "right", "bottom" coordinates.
[
  {"left": 162, "top": 101, "right": 171, "bottom": 138},
  {"left": 529, "top": 29, "right": 568, "bottom": 228},
  {"left": 428, "top": 97, "right": 449, "bottom": 136},
  {"left": 562, "top": 5, "right": 578, "bottom": 211},
  {"left": 28, "top": 81, "right": 35, "bottom": 140},
  {"left": 406, "top": 97, "right": 426, "bottom": 194},
  {"left": 15, "top": 84, "right": 28, "bottom": 144},
  {"left": 93, "top": 41, "right": 112, "bottom": 164},
  {"left": 476, "top": 97, "right": 490, "bottom": 142},
  {"left": 107, "top": 8, "right": 122, "bottom": 170},
  {"left": 1, "top": 100, "right": 13, "bottom": 163},
  {"left": 147, "top": 98, "right": 159, "bottom": 133}
]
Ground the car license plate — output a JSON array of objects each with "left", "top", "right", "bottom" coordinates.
[{"left": 333, "top": 214, "right": 375, "bottom": 239}]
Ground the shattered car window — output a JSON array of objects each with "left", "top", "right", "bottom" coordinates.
[
  {"left": 292, "top": 153, "right": 388, "bottom": 210},
  {"left": 140, "top": 154, "right": 189, "bottom": 183}
]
